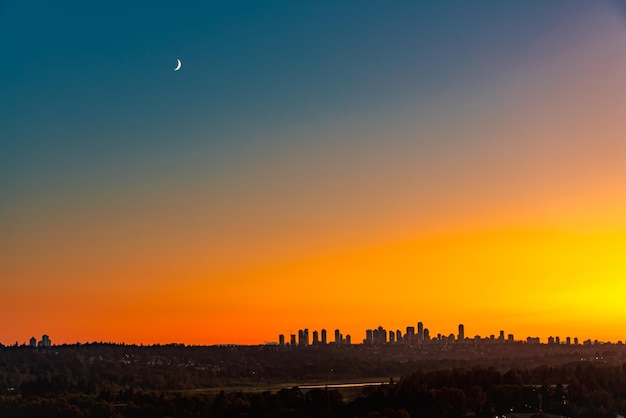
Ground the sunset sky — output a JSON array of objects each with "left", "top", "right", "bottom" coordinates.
[{"left": 3, "top": 1, "right": 626, "bottom": 345}]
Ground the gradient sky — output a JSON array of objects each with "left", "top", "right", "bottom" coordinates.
[{"left": 3, "top": 1, "right": 626, "bottom": 345}]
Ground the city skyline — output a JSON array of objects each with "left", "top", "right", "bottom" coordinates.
[
  {"left": 3, "top": 1, "right": 626, "bottom": 345},
  {"left": 277, "top": 322, "right": 617, "bottom": 348},
  {"left": 5, "top": 320, "right": 621, "bottom": 347}
]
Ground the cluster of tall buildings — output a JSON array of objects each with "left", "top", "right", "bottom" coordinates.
[
  {"left": 29, "top": 334, "right": 51, "bottom": 348},
  {"left": 364, "top": 322, "right": 436, "bottom": 346},
  {"left": 278, "top": 322, "right": 586, "bottom": 347},
  {"left": 368, "top": 326, "right": 585, "bottom": 346},
  {"left": 278, "top": 329, "right": 351, "bottom": 346},
  {"left": 362, "top": 323, "right": 572, "bottom": 346},
  {"left": 279, "top": 323, "right": 587, "bottom": 347}
]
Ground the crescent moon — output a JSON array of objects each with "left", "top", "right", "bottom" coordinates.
[{"left": 174, "top": 59, "right": 182, "bottom": 71}]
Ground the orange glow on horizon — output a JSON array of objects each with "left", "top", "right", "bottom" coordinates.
[{"left": 4, "top": 221, "right": 626, "bottom": 346}]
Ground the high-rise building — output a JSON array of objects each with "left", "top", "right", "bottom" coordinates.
[
  {"left": 499, "top": 330, "right": 505, "bottom": 341},
  {"left": 458, "top": 324, "right": 464, "bottom": 343},
  {"left": 405, "top": 326, "right": 414, "bottom": 343},
  {"left": 508, "top": 334, "right": 514, "bottom": 343},
  {"left": 365, "top": 329, "right": 373, "bottom": 345},
  {"left": 396, "top": 330, "right": 402, "bottom": 343},
  {"left": 296, "top": 329, "right": 310, "bottom": 346},
  {"left": 38, "top": 335, "right": 51, "bottom": 348},
  {"left": 321, "top": 329, "right": 327, "bottom": 345},
  {"left": 29, "top": 337, "right": 36, "bottom": 348},
  {"left": 424, "top": 328, "right": 430, "bottom": 341},
  {"left": 335, "top": 329, "right": 342, "bottom": 345},
  {"left": 279, "top": 334, "right": 285, "bottom": 346},
  {"left": 345, "top": 335, "right": 351, "bottom": 345},
  {"left": 290, "top": 334, "right": 296, "bottom": 346},
  {"left": 312, "top": 330, "right": 319, "bottom": 345},
  {"left": 374, "top": 326, "right": 387, "bottom": 345},
  {"left": 566, "top": 336, "right": 571, "bottom": 345},
  {"left": 417, "top": 322, "right": 424, "bottom": 342},
  {"left": 389, "top": 331, "right": 395, "bottom": 343}
]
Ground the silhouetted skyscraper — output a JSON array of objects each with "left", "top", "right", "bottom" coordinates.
[
  {"left": 374, "top": 326, "right": 387, "bottom": 345},
  {"left": 321, "top": 329, "right": 327, "bottom": 345},
  {"left": 458, "top": 324, "right": 464, "bottom": 343},
  {"left": 290, "top": 334, "right": 296, "bottom": 346},
  {"left": 404, "top": 326, "right": 414, "bottom": 345},
  {"left": 312, "top": 330, "right": 319, "bottom": 345},
  {"left": 38, "top": 335, "right": 51, "bottom": 348},
  {"left": 335, "top": 329, "right": 342, "bottom": 345},
  {"left": 279, "top": 334, "right": 285, "bottom": 346}
]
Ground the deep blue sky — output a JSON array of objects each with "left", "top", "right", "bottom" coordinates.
[{"left": 2, "top": 1, "right": 598, "bottom": 206}]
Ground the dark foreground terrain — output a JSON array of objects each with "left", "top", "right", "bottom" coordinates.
[{"left": 2, "top": 341, "right": 626, "bottom": 417}]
